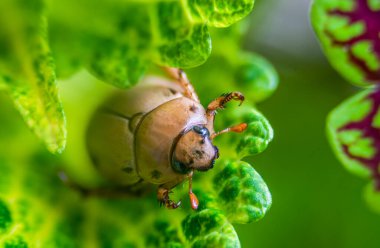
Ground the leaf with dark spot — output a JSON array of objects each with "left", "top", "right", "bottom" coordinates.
[
  {"left": 327, "top": 88, "right": 380, "bottom": 189},
  {"left": 312, "top": 0, "right": 380, "bottom": 86}
]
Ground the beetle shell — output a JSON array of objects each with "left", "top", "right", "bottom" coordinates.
[{"left": 86, "top": 77, "right": 207, "bottom": 187}]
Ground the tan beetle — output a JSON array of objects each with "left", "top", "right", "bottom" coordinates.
[{"left": 86, "top": 68, "right": 247, "bottom": 210}]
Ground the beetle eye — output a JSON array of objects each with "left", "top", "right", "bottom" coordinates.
[{"left": 192, "top": 125, "right": 210, "bottom": 138}]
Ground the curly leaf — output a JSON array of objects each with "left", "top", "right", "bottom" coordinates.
[
  {"left": 215, "top": 105, "right": 273, "bottom": 159},
  {"left": 212, "top": 160, "right": 271, "bottom": 224},
  {"left": 0, "top": 0, "right": 66, "bottom": 153},
  {"left": 188, "top": 26, "right": 278, "bottom": 104},
  {"left": 48, "top": 0, "right": 254, "bottom": 86},
  {"left": 234, "top": 53, "right": 278, "bottom": 103},
  {"left": 327, "top": 88, "right": 380, "bottom": 190},
  {"left": 182, "top": 209, "right": 240, "bottom": 247},
  {"left": 311, "top": 0, "right": 380, "bottom": 86},
  {"left": 236, "top": 111, "right": 273, "bottom": 158}
]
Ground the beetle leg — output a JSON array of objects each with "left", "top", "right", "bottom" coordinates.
[
  {"left": 162, "top": 67, "right": 200, "bottom": 103},
  {"left": 207, "top": 92, "right": 245, "bottom": 113},
  {"left": 210, "top": 123, "right": 248, "bottom": 140},
  {"left": 157, "top": 187, "right": 182, "bottom": 209},
  {"left": 206, "top": 92, "right": 245, "bottom": 133},
  {"left": 188, "top": 171, "right": 199, "bottom": 210}
]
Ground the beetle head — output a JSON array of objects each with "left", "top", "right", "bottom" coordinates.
[{"left": 172, "top": 125, "right": 219, "bottom": 174}]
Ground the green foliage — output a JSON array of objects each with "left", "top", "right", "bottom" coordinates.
[
  {"left": 0, "top": 0, "right": 278, "bottom": 246},
  {"left": 234, "top": 53, "right": 278, "bottom": 103},
  {"left": 0, "top": 0, "right": 255, "bottom": 153},
  {"left": 188, "top": 25, "right": 278, "bottom": 105},
  {"left": 186, "top": 24, "right": 276, "bottom": 161},
  {"left": 0, "top": 151, "right": 270, "bottom": 247},
  {"left": 182, "top": 209, "right": 239, "bottom": 248},
  {"left": 312, "top": 0, "right": 380, "bottom": 211},
  {"left": 191, "top": 160, "right": 272, "bottom": 225},
  {"left": 311, "top": 0, "right": 380, "bottom": 87},
  {"left": 0, "top": 67, "right": 275, "bottom": 247},
  {"left": 203, "top": 105, "right": 273, "bottom": 160},
  {"left": 0, "top": 0, "right": 66, "bottom": 154},
  {"left": 327, "top": 88, "right": 380, "bottom": 198},
  {"left": 327, "top": 89, "right": 374, "bottom": 178},
  {"left": 187, "top": 0, "right": 254, "bottom": 28},
  {"left": 232, "top": 107, "right": 273, "bottom": 159},
  {"left": 47, "top": 0, "right": 255, "bottom": 86},
  {"left": 212, "top": 160, "right": 271, "bottom": 223}
]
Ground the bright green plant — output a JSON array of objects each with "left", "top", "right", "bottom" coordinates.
[
  {"left": 311, "top": 0, "right": 380, "bottom": 212},
  {"left": 0, "top": 0, "right": 278, "bottom": 246}
]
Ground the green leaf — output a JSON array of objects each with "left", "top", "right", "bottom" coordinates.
[
  {"left": 0, "top": 0, "right": 258, "bottom": 150},
  {"left": 87, "top": 39, "right": 147, "bottom": 88},
  {"left": 311, "top": 0, "right": 380, "bottom": 86},
  {"left": 235, "top": 109, "right": 273, "bottom": 158},
  {"left": 188, "top": 24, "right": 278, "bottom": 104},
  {"left": 212, "top": 160, "right": 271, "bottom": 224},
  {"left": 182, "top": 209, "right": 240, "bottom": 247},
  {"left": 234, "top": 53, "right": 278, "bottom": 103},
  {"left": 48, "top": 0, "right": 255, "bottom": 86},
  {"left": 215, "top": 105, "right": 273, "bottom": 159},
  {"left": 188, "top": 0, "right": 255, "bottom": 28},
  {"left": 0, "top": 0, "right": 66, "bottom": 153},
  {"left": 327, "top": 88, "right": 380, "bottom": 184}
]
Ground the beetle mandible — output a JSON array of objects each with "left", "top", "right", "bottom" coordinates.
[{"left": 86, "top": 68, "right": 247, "bottom": 210}]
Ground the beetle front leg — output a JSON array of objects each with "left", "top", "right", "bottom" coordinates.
[
  {"left": 210, "top": 123, "right": 248, "bottom": 140},
  {"left": 206, "top": 92, "right": 245, "bottom": 115},
  {"left": 157, "top": 187, "right": 182, "bottom": 209},
  {"left": 206, "top": 92, "right": 246, "bottom": 134},
  {"left": 188, "top": 171, "right": 199, "bottom": 210}
]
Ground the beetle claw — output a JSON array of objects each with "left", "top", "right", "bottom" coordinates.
[
  {"left": 164, "top": 199, "right": 181, "bottom": 209},
  {"left": 157, "top": 187, "right": 181, "bottom": 209}
]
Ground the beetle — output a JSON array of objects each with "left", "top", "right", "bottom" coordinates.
[{"left": 86, "top": 68, "right": 247, "bottom": 210}]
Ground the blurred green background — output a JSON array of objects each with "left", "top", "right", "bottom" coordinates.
[{"left": 237, "top": 0, "right": 380, "bottom": 247}]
